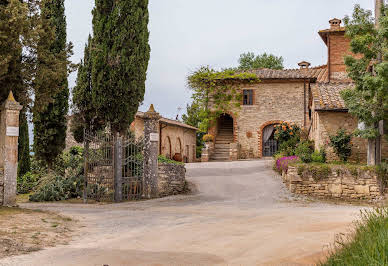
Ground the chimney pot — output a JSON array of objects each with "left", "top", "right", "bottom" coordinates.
[
  {"left": 329, "top": 18, "right": 342, "bottom": 29},
  {"left": 298, "top": 61, "right": 311, "bottom": 69}
]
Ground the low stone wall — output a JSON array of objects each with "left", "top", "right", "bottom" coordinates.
[
  {"left": 0, "top": 168, "right": 3, "bottom": 205},
  {"left": 158, "top": 163, "right": 186, "bottom": 197},
  {"left": 283, "top": 164, "right": 383, "bottom": 200}
]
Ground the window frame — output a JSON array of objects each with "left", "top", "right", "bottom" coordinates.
[{"left": 243, "top": 89, "right": 254, "bottom": 106}]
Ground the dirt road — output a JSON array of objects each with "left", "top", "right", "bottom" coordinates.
[{"left": 0, "top": 160, "right": 364, "bottom": 265}]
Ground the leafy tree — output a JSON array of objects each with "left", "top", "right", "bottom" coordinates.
[
  {"left": 33, "top": 0, "right": 73, "bottom": 168},
  {"left": 341, "top": 3, "right": 388, "bottom": 165},
  {"left": 182, "top": 101, "right": 205, "bottom": 158},
  {"left": 71, "top": 35, "right": 103, "bottom": 143},
  {"left": 91, "top": 0, "right": 150, "bottom": 135},
  {"left": 0, "top": 0, "right": 33, "bottom": 176},
  {"left": 238, "top": 52, "right": 284, "bottom": 70}
]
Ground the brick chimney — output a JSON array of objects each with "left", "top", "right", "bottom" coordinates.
[
  {"left": 298, "top": 61, "right": 311, "bottom": 69},
  {"left": 329, "top": 18, "right": 342, "bottom": 29}
]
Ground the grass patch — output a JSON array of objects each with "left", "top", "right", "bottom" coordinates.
[{"left": 321, "top": 208, "right": 388, "bottom": 265}]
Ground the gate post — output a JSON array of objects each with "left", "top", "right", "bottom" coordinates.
[
  {"left": 143, "top": 104, "right": 160, "bottom": 199},
  {"left": 114, "top": 134, "right": 123, "bottom": 202},
  {"left": 0, "top": 91, "right": 22, "bottom": 206}
]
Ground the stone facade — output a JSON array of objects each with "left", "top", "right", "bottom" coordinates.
[
  {"left": 158, "top": 163, "right": 186, "bottom": 197},
  {"left": 208, "top": 81, "right": 308, "bottom": 159},
  {"left": 283, "top": 165, "right": 383, "bottom": 201}
]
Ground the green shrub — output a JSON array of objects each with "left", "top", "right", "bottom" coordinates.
[
  {"left": 311, "top": 148, "right": 326, "bottom": 163},
  {"left": 29, "top": 174, "right": 84, "bottom": 202},
  {"left": 322, "top": 208, "right": 388, "bottom": 265},
  {"left": 17, "top": 172, "right": 39, "bottom": 194},
  {"left": 329, "top": 129, "right": 352, "bottom": 162},
  {"left": 274, "top": 122, "right": 301, "bottom": 144},
  {"left": 158, "top": 155, "right": 184, "bottom": 165},
  {"left": 294, "top": 141, "right": 314, "bottom": 163},
  {"left": 377, "top": 161, "right": 388, "bottom": 189},
  {"left": 29, "top": 146, "right": 85, "bottom": 202},
  {"left": 278, "top": 136, "right": 299, "bottom": 156}
]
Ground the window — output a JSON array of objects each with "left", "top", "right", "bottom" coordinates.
[{"left": 243, "top": 90, "right": 253, "bottom": 105}]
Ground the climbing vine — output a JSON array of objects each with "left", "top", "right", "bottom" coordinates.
[{"left": 187, "top": 66, "right": 259, "bottom": 132}]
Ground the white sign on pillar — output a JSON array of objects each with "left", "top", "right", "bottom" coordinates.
[
  {"left": 150, "top": 133, "right": 159, "bottom": 142},
  {"left": 6, "top": 127, "right": 19, "bottom": 137}
]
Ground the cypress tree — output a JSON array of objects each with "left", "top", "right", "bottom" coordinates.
[
  {"left": 33, "top": 0, "right": 72, "bottom": 167},
  {"left": 91, "top": 0, "right": 150, "bottom": 135},
  {"left": 71, "top": 35, "right": 103, "bottom": 142}
]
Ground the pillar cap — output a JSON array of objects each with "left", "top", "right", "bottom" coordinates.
[
  {"left": 7, "top": 91, "right": 16, "bottom": 102},
  {"left": 144, "top": 104, "right": 161, "bottom": 119},
  {"left": 2, "top": 91, "right": 22, "bottom": 111}
]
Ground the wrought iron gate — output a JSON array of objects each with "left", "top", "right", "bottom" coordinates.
[
  {"left": 84, "top": 130, "right": 144, "bottom": 202},
  {"left": 263, "top": 139, "right": 278, "bottom": 157},
  {"left": 121, "top": 137, "right": 144, "bottom": 200}
]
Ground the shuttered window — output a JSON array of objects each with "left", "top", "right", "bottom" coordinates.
[{"left": 243, "top": 90, "right": 254, "bottom": 105}]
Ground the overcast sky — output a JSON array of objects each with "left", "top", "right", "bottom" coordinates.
[{"left": 64, "top": 0, "right": 375, "bottom": 120}]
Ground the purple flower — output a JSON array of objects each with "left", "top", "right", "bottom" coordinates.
[{"left": 276, "top": 156, "right": 299, "bottom": 173}]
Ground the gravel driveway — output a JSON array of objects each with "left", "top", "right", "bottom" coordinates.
[{"left": 0, "top": 160, "right": 364, "bottom": 265}]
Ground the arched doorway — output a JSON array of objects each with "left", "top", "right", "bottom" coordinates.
[
  {"left": 217, "top": 114, "right": 234, "bottom": 140},
  {"left": 176, "top": 137, "right": 182, "bottom": 155},
  {"left": 262, "top": 124, "right": 278, "bottom": 157},
  {"left": 162, "top": 136, "right": 172, "bottom": 159},
  {"left": 212, "top": 114, "right": 234, "bottom": 161}
]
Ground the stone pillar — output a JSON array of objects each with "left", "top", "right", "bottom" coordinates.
[
  {"left": 229, "top": 143, "right": 239, "bottom": 161},
  {"left": 143, "top": 104, "right": 161, "bottom": 199},
  {"left": 0, "top": 91, "right": 22, "bottom": 206},
  {"left": 201, "top": 142, "right": 214, "bottom": 162}
]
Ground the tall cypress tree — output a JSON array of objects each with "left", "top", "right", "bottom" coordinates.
[
  {"left": 33, "top": 0, "right": 72, "bottom": 168},
  {"left": 71, "top": 35, "right": 103, "bottom": 142},
  {"left": 92, "top": 0, "right": 150, "bottom": 135}
]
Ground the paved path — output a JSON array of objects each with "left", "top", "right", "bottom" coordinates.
[{"left": 0, "top": 160, "right": 364, "bottom": 265}]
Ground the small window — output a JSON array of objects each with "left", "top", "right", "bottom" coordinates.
[{"left": 243, "top": 90, "right": 253, "bottom": 105}]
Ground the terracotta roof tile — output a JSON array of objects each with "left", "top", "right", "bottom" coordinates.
[
  {"left": 245, "top": 65, "right": 328, "bottom": 81},
  {"left": 312, "top": 82, "right": 353, "bottom": 111},
  {"left": 136, "top": 112, "right": 198, "bottom": 131}
]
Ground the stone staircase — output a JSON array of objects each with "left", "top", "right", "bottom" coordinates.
[{"left": 211, "top": 123, "right": 234, "bottom": 161}]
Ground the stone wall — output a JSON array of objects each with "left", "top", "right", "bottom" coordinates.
[
  {"left": 283, "top": 165, "right": 383, "bottom": 201},
  {"left": 158, "top": 163, "right": 186, "bottom": 197}
]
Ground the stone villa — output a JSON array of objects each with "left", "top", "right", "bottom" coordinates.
[{"left": 204, "top": 18, "right": 388, "bottom": 162}]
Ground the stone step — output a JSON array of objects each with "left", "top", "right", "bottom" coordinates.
[
  {"left": 214, "top": 147, "right": 229, "bottom": 151},
  {"left": 216, "top": 137, "right": 233, "bottom": 140},
  {"left": 215, "top": 143, "right": 230, "bottom": 148}
]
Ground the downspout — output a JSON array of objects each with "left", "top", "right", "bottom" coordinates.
[
  {"left": 328, "top": 35, "right": 331, "bottom": 83},
  {"left": 303, "top": 79, "right": 306, "bottom": 128}
]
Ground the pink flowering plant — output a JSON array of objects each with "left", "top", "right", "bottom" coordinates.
[{"left": 275, "top": 156, "right": 300, "bottom": 174}]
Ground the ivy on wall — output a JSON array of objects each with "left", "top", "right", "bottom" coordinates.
[{"left": 187, "top": 66, "right": 259, "bottom": 132}]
